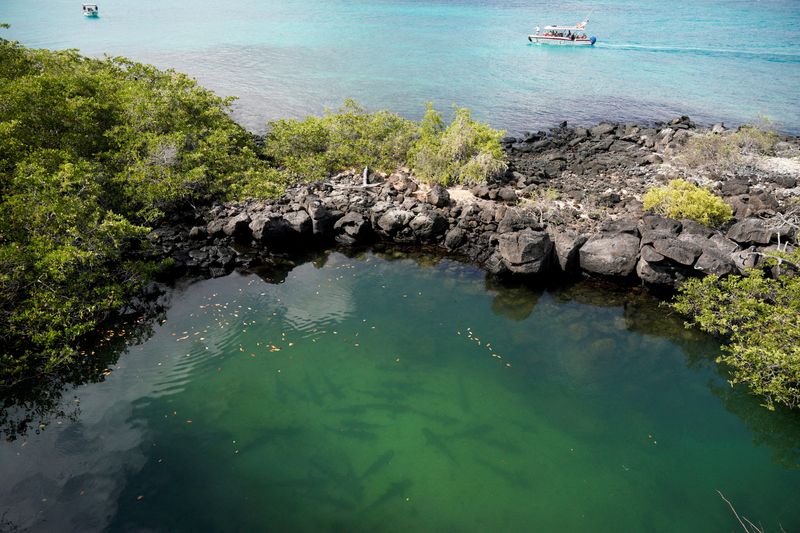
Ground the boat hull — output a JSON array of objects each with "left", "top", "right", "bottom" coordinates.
[{"left": 528, "top": 35, "right": 595, "bottom": 46}]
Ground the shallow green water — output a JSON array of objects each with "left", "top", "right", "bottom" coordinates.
[{"left": 2, "top": 251, "right": 799, "bottom": 531}]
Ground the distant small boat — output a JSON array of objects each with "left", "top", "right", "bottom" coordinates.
[
  {"left": 528, "top": 20, "right": 596, "bottom": 46},
  {"left": 82, "top": 4, "right": 99, "bottom": 17}
]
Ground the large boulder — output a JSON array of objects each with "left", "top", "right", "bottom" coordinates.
[
  {"left": 651, "top": 237, "right": 703, "bottom": 266},
  {"left": 497, "top": 229, "right": 553, "bottom": 275},
  {"left": 409, "top": 211, "right": 448, "bottom": 241},
  {"left": 727, "top": 218, "right": 791, "bottom": 245},
  {"left": 393, "top": 175, "right": 418, "bottom": 194},
  {"left": 426, "top": 184, "right": 450, "bottom": 207},
  {"left": 548, "top": 229, "right": 587, "bottom": 272},
  {"left": 249, "top": 215, "right": 290, "bottom": 243},
  {"left": 639, "top": 215, "right": 681, "bottom": 245},
  {"left": 305, "top": 199, "right": 343, "bottom": 237},
  {"left": 599, "top": 218, "right": 640, "bottom": 236},
  {"left": 727, "top": 192, "right": 779, "bottom": 219},
  {"left": 639, "top": 230, "right": 736, "bottom": 279},
  {"left": 484, "top": 251, "right": 510, "bottom": 276},
  {"left": 732, "top": 248, "right": 759, "bottom": 273},
  {"left": 189, "top": 226, "right": 206, "bottom": 240},
  {"left": 497, "top": 208, "right": 539, "bottom": 234},
  {"left": 377, "top": 209, "right": 414, "bottom": 234},
  {"left": 284, "top": 210, "right": 313, "bottom": 236},
  {"left": 444, "top": 228, "right": 467, "bottom": 250},
  {"left": 470, "top": 184, "right": 491, "bottom": 199},
  {"left": 640, "top": 244, "right": 665, "bottom": 263},
  {"left": 591, "top": 122, "right": 617, "bottom": 137},
  {"left": 222, "top": 212, "right": 251, "bottom": 239},
  {"left": 636, "top": 258, "right": 680, "bottom": 286},
  {"left": 206, "top": 217, "right": 227, "bottom": 238},
  {"left": 694, "top": 248, "right": 737, "bottom": 276},
  {"left": 679, "top": 219, "right": 714, "bottom": 238},
  {"left": 333, "top": 212, "right": 372, "bottom": 245},
  {"left": 579, "top": 233, "right": 641, "bottom": 277},
  {"left": 496, "top": 187, "right": 517, "bottom": 203},
  {"left": 676, "top": 231, "right": 738, "bottom": 276}
]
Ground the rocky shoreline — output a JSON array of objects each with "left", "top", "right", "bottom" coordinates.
[{"left": 147, "top": 117, "right": 800, "bottom": 290}]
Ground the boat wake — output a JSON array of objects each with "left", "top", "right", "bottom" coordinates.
[{"left": 597, "top": 42, "right": 800, "bottom": 62}]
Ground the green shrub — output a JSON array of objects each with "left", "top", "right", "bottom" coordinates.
[
  {"left": 264, "top": 99, "right": 418, "bottom": 181},
  {"left": 642, "top": 179, "right": 733, "bottom": 227},
  {"left": 264, "top": 100, "right": 507, "bottom": 185},
  {"left": 230, "top": 167, "right": 291, "bottom": 199},
  {"left": 679, "top": 120, "right": 779, "bottom": 173},
  {"left": 410, "top": 104, "right": 507, "bottom": 185},
  {"left": 673, "top": 267, "right": 800, "bottom": 410}
]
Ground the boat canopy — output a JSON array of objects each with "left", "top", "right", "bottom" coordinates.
[{"left": 543, "top": 21, "right": 588, "bottom": 31}]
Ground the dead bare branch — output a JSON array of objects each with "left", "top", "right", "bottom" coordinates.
[{"left": 717, "top": 490, "right": 764, "bottom": 533}]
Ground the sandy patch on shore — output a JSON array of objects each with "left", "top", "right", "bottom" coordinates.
[
  {"left": 413, "top": 183, "right": 480, "bottom": 206},
  {"left": 756, "top": 155, "right": 800, "bottom": 177},
  {"left": 448, "top": 187, "right": 478, "bottom": 205}
]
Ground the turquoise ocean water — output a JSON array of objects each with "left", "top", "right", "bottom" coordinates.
[{"left": 2, "top": 0, "right": 799, "bottom": 132}]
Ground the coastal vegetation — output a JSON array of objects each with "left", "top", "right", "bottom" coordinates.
[
  {"left": 665, "top": 124, "right": 799, "bottom": 410},
  {"left": 408, "top": 104, "right": 507, "bottom": 185},
  {"left": 0, "top": 35, "right": 272, "bottom": 386},
  {"left": 642, "top": 179, "right": 733, "bottom": 227},
  {"left": 0, "top": 35, "right": 506, "bottom": 389},
  {"left": 262, "top": 99, "right": 418, "bottom": 182},
  {"left": 260, "top": 100, "right": 506, "bottom": 188},
  {"left": 673, "top": 264, "right": 800, "bottom": 410},
  {"left": 679, "top": 120, "right": 779, "bottom": 175},
  {"left": 672, "top": 204, "right": 800, "bottom": 410}
]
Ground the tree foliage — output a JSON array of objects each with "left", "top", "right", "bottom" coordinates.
[
  {"left": 263, "top": 99, "right": 419, "bottom": 182},
  {"left": 0, "top": 35, "right": 274, "bottom": 386},
  {"left": 673, "top": 265, "right": 800, "bottom": 410},
  {"left": 409, "top": 104, "right": 507, "bottom": 185},
  {"left": 263, "top": 100, "right": 507, "bottom": 185},
  {"left": 643, "top": 179, "right": 733, "bottom": 227}
]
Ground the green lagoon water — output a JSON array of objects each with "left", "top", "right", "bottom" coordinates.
[{"left": 2, "top": 251, "right": 799, "bottom": 531}]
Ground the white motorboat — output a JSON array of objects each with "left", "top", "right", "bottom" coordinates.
[
  {"left": 528, "top": 20, "right": 595, "bottom": 46},
  {"left": 82, "top": 4, "right": 99, "bottom": 17}
]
